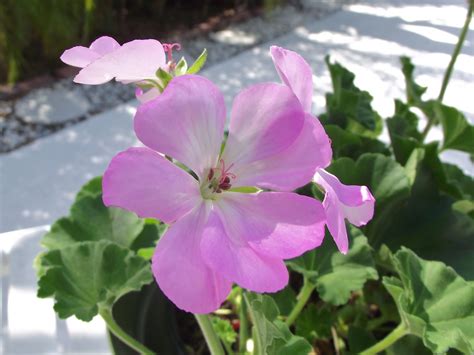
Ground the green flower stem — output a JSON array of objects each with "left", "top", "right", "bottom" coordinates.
[
  {"left": 360, "top": 323, "right": 407, "bottom": 355},
  {"left": 195, "top": 314, "right": 225, "bottom": 355},
  {"left": 285, "top": 278, "right": 316, "bottom": 327},
  {"left": 422, "top": 0, "right": 473, "bottom": 140},
  {"left": 239, "top": 293, "right": 249, "bottom": 353},
  {"left": 243, "top": 292, "right": 262, "bottom": 354},
  {"left": 100, "top": 308, "right": 155, "bottom": 354}
]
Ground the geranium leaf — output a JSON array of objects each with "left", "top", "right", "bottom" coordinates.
[
  {"left": 245, "top": 293, "right": 312, "bottom": 355},
  {"left": 400, "top": 56, "right": 427, "bottom": 106},
  {"left": 324, "top": 56, "right": 380, "bottom": 133},
  {"left": 288, "top": 229, "right": 378, "bottom": 305},
  {"left": 37, "top": 240, "right": 152, "bottom": 321},
  {"left": 42, "top": 194, "right": 145, "bottom": 250},
  {"left": 436, "top": 103, "right": 474, "bottom": 154},
  {"left": 327, "top": 153, "right": 411, "bottom": 246},
  {"left": 324, "top": 124, "right": 389, "bottom": 160},
  {"left": 373, "top": 144, "right": 474, "bottom": 279},
  {"left": 187, "top": 48, "right": 207, "bottom": 74},
  {"left": 387, "top": 100, "right": 422, "bottom": 164},
  {"left": 269, "top": 285, "right": 296, "bottom": 317},
  {"left": 383, "top": 248, "right": 474, "bottom": 354},
  {"left": 295, "top": 304, "right": 333, "bottom": 342},
  {"left": 210, "top": 317, "right": 237, "bottom": 346},
  {"left": 75, "top": 176, "right": 103, "bottom": 200}
]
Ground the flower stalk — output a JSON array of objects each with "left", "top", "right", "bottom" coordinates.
[
  {"left": 195, "top": 314, "right": 225, "bottom": 355},
  {"left": 285, "top": 278, "right": 316, "bottom": 327},
  {"left": 359, "top": 323, "right": 407, "bottom": 355},
  {"left": 421, "top": 0, "right": 473, "bottom": 140},
  {"left": 100, "top": 308, "right": 155, "bottom": 354}
]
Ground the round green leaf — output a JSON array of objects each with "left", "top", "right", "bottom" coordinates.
[
  {"left": 383, "top": 248, "right": 474, "bottom": 354},
  {"left": 37, "top": 241, "right": 152, "bottom": 321}
]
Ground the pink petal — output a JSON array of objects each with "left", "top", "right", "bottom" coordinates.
[
  {"left": 222, "top": 83, "right": 305, "bottom": 170},
  {"left": 135, "top": 87, "right": 161, "bottom": 103},
  {"left": 233, "top": 113, "right": 332, "bottom": 191},
  {"left": 134, "top": 75, "right": 226, "bottom": 178},
  {"left": 201, "top": 210, "right": 288, "bottom": 293},
  {"left": 74, "top": 39, "right": 166, "bottom": 85},
  {"left": 152, "top": 204, "right": 232, "bottom": 313},
  {"left": 60, "top": 46, "right": 100, "bottom": 68},
  {"left": 314, "top": 169, "right": 375, "bottom": 253},
  {"left": 89, "top": 36, "right": 120, "bottom": 55},
  {"left": 270, "top": 46, "right": 313, "bottom": 113},
  {"left": 102, "top": 147, "right": 201, "bottom": 224},
  {"left": 215, "top": 192, "right": 326, "bottom": 259}
]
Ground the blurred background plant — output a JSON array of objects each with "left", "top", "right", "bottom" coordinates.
[{"left": 0, "top": 0, "right": 287, "bottom": 85}]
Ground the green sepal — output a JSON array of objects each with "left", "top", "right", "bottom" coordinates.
[
  {"left": 187, "top": 48, "right": 208, "bottom": 74},
  {"left": 174, "top": 56, "right": 188, "bottom": 75}
]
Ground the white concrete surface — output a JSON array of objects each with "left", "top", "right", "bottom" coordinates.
[
  {"left": 0, "top": 226, "right": 110, "bottom": 354},
  {"left": 1, "top": 0, "right": 473, "bottom": 353}
]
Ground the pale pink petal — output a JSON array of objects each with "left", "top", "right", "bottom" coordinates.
[
  {"left": 222, "top": 83, "right": 305, "bottom": 170},
  {"left": 60, "top": 46, "right": 100, "bottom": 68},
  {"left": 134, "top": 75, "right": 225, "bottom": 178},
  {"left": 215, "top": 192, "right": 326, "bottom": 259},
  {"left": 74, "top": 39, "right": 166, "bottom": 85},
  {"left": 233, "top": 113, "right": 332, "bottom": 191},
  {"left": 270, "top": 46, "right": 313, "bottom": 112},
  {"left": 89, "top": 36, "right": 120, "bottom": 55},
  {"left": 314, "top": 169, "right": 375, "bottom": 253},
  {"left": 102, "top": 147, "right": 200, "bottom": 224},
  {"left": 135, "top": 87, "right": 161, "bottom": 103},
  {"left": 153, "top": 204, "right": 232, "bottom": 313},
  {"left": 201, "top": 210, "right": 288, "bottom": 293}
]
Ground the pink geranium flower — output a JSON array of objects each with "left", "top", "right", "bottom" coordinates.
[
  {"left": 102, "top": 74, "right": 330, "bottom": 313},
  {"left": 60, "top": 36, "right": 179, "bottom": 102},
  {"left": 270, "top": 46, "right": 375, "bottom": 254}
]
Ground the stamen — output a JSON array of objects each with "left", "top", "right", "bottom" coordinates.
[{"left": 163, "top": 43, "right": 182, "bottom": 63}]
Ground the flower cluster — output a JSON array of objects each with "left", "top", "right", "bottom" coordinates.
[{"left": 61, "top": 37, "right": 374, "bottom": 313}]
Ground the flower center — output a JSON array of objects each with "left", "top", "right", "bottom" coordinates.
[{"left": 201, "top": 159, "right": 236, "bottom": 200}]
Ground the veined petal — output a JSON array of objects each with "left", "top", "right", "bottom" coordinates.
[
  {"left": 270, "top": 46, "right": 313, "bottom": 112},
  {"left": 89, "top": 36, "right": 120, "bottom": 56},
  {"left": 152, "top": 203, "right": 232, "bottom": 313},
  {"left": 201, "top": 210, "right": 288, "bottom": 293},
  {"left": 215, "top": 192, "right": 326, "bottom": 259},
  {"left": 74, "top": 39, "right": 166, "bottom": 85},
  {"left": 222, "top": 83, "right": 305, "bottom": 170},
  {"left": 60, "top": 46, "right": 100, "bottom": 68},
  {"left": 102, "top": 147, "right": 200, "bottom": 224},
  {"left": 314, "top": 169, "right": 375, "bottom": 253},
  {"left": 233, "top": 113, "right": 332, "bottom": 191},
  {"left": 134, "top": 75, "right": 226, "bottom": 178}
]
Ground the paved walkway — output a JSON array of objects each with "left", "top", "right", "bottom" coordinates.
[{"left": 1, "top": 0, "right": 473, "bottom": 353}]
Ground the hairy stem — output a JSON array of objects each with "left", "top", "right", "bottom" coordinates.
[
  {"left": 100, "top": 308, "right": 155, "bottom": 354},
  {"left": 360, "top": 323, "right": 407, "bottom": 355},
  {"left": 239, "top": 292, "right": 249, "bottom": 353},
  {"left": 421, "top": 0, "right": 473, "bottom": 140},
  {"left": 285, "top": 278, "right": 316, "bottom": 327},
  {"left": 195, "top": 314, "right": 225, "bottom": 355}
]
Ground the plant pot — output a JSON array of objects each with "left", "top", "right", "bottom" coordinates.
[{"left": 109, "top": 282, "right": 188, "bottom": 354}]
